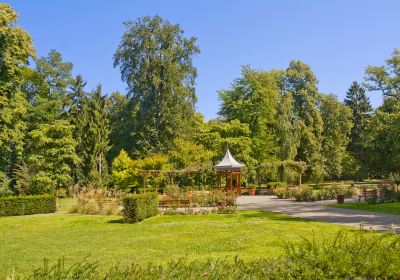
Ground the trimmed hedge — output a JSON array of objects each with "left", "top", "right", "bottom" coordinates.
[
  {"left": 122, "top": 192, "right": 158, "bottom": 223},
  {"left": 0, "top": 194, "right": 56, "bottom": 216}
]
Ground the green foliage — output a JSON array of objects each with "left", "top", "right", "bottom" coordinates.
[
  {"left": 219, "top": 66, "right": 281, "bottom": 164},
  {"left": 112, "top": 150, "right": 170, "bottom": 191},
  {"left": 107, "top": 92, "right": 135, "bottom": 161},
  {"left": 365, "top": 49, "right": 400, "bottom": 99},
  {"left": 0, "top": 171, "right": 12, "bottom": 197},
  {"left": 0, "top": 194, "right": 55, "bottom": 216},
  {"left": 344, "top": 82, "right": 372, "bottom": 153},
  {"left": 78, "top": 85, "right": 111, "bottom": 185},
  {"left": 285, "top": 61, "right": 324, "bottom": 182},
  {"left": 273, "top": 187, "right": 295, "bottom": 199},
  {"left": 27, "top": 120, "right": 79, "bottom": 192},
  {"left": 341, "top": 152, "right": 362, "bottom": 180},
  {"left": 169, "top": 138, "right": 214, "bottom": 170},
  {"left": 35, "top": 49, "right": 73, "bottom": 99},
  {"left": 319, "top": 94, "right": 353, "bottom": 178},
  {"left": 111, "top": 150, "right": 137, "bottom": 190},
  {"left": 122, "top": 192, "right": 159, "bottom": 223},
  {"left": 293, "top": 186, "right": 314, "bottom": 201},
  {"left": 114, "top": 15, "right": 200, "bottom": 155},
  {"left": 363, "top": 101, "right": 400, "bottom": 176},
  {"left": 0, "top": 3, "right": 35, "bottom": 175},
  {"left": 293, "top": 185, "right": 355, "bottom": 202}
]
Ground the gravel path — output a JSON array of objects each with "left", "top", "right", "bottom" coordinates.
[{"left": 237, "top": 196, "right": 400, "bottom": 232}]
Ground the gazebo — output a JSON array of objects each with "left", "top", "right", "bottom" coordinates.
[{"left": 214, "top": 149, "right": 245, "bottom": 194}]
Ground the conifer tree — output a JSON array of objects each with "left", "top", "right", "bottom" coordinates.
[
  {"left": 79, "top": 85, "right": 111, "bottom": 185},
  {"left": 344, "top": 82, "right": 372, "bottom": 155}
]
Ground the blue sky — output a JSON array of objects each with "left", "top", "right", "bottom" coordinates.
[{"left": 6, "top": 0, "right": 400, "bottom": 119}]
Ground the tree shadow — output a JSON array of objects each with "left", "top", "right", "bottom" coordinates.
[
  {"left": 240, "top": 210, "right": 313, "bottom": 222},
  {"left": 107, "top": 218, "right": 125, "bottom": 224}
]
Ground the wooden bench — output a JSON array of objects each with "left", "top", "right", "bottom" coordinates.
[
  {"left": 358, "top": 189, "right": 377, "bottom": 202},
  {"left": 159, "top": 199, "right": 191, "bottom": 209}
]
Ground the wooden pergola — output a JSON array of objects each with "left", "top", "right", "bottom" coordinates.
[
  {"left": 139, "top": 168, "right": 198, "bottom": 192},
  {"left": 214, "top": 149, "right": 245, "bottom": 194}
]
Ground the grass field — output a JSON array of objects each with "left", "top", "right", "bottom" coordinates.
[
  {"left": 329, "top": 201, "right": 400, "bottom": 215},
  {"left": 0, "top": 201, "right": 358, "bottom": 277}
]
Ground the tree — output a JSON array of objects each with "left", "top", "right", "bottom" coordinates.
[
  {"left": 274, "top": 93, "right": 302, "bottom": 161},
  {"left": 218, "top": 66, "right": 281, "bottom": 164},
  {"left": 0, "top": 4, "right": 35, "bottom": 177},
  {"left": 27, "top": 120, "right": 79, "bottom": 193},
  {"left": 344, "top": 82, "right": 372, "bottom": 155},
  {"left": 362, "top": 50, "right": 400, "bottom": 177},
  {"left": 114, "top": 15, "right": 200, "bottom": 155},
  {"left": 284, "top": 61, "right": 324, "bottom": 182},
  {"left": 79, "top": 85, "right": 111, "bottom": 185},
  {"left": 111, "top": 150, "right": 169, "bottom": 191},
  {"left": 319, "top": 94, "right": 353, "bottom": 178},
  {"left": 365, "top": 49, "right": 400, "bottom": 99},
  {"left": 107, "top": 92, "right": 136, "bottom": 162},
  {"left": 35, "top": 49, "right": 74, "bottom": 101},
  {"left": 363, "top": 101, "right": 400, "bottom": 177},
  {"left": 68, "top": 75, "right": 88, "bottom": 182}
]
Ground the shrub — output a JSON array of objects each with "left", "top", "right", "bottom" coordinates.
[
  {"left": 122, "top": 192, "right": 159, "bottom": 223},
  {"left": 0, "top": 195, "right": 56, "bottom": 216},
  {"left": 293, "top": 187, "right": 314, "bottom": 201},
  {"left": 273, "top": 187, "right": 294, "bottom": 199},
  {"left": 69, "top": 188, "right": 124, "bottom": 215}
]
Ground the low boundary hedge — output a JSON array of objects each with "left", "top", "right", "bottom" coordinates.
[
  {"left": 0, "top": 195, "right": 56, "bottom": 216},
  {"left": 122, "top": 192, "right": 158, "bottom": 223}
]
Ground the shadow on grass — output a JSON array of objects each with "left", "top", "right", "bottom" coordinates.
[
  {"left": 107, "top": 218, "right": 125, "bottom": 224},
  {"left": 240, "top": 210, "right": 313, "bottom": 222}
]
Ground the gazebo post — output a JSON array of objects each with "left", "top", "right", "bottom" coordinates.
[{"left": 230, "top": 173, "right": 233, "bottom": 192}]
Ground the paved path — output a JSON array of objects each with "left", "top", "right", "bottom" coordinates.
[{"left": 237, "top": 196, "right": 400, "bottom": 232}]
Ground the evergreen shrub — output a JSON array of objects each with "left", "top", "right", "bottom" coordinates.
[{"left": 122, "top": 192, "right": 159, "bottom": 223}]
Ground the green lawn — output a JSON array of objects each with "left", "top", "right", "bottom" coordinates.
[
  {"left": 0, "top": 203, "right": 359, "bottom": 277},
  {"left": 329, "top": 201, "right": 400, "bottom": 215}
]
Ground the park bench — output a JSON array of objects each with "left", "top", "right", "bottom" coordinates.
[
  {"left": 358, "top": 189, "right": 377, "bottom": 202},
  {"left": 159, "top": 199, "right": 191, "bottom": 209}
]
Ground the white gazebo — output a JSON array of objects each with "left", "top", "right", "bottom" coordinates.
[{"left": 214, "top": 149, "right": 245, "bottom": 194}]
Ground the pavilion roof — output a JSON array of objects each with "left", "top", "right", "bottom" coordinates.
[{"left": 214, "top": 149, "right": 245, "bottom": 171}]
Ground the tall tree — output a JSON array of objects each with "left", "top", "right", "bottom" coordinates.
[
  {"left": 79, "top": 85, "right": 111, "bottom": 185},
  {"left": 362, "top": 50, "right": 400, "bottom": 177},
  {"left": 344, "top": 82, "right": 372, "bottom": 166},
  {"left": 68, "top": 75, "right": 88, "bottom": 182},
  {"left": 218, "top": 66, "right": 281, "bottom": 164},
  {"left": 284, "top": 61, "right": 324, "bottom": 182},
  {"left": 107, "top": 92, "right": 136, "bottom": 162},
  {"left": 114, "top": 15, "right": 200, "bottom": 156},
  {"left": 0, "top": 3, "right": 35, "bottom": 178},
  {"left": 319, "top": 94, "right": 353, "bottom": 178}
]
